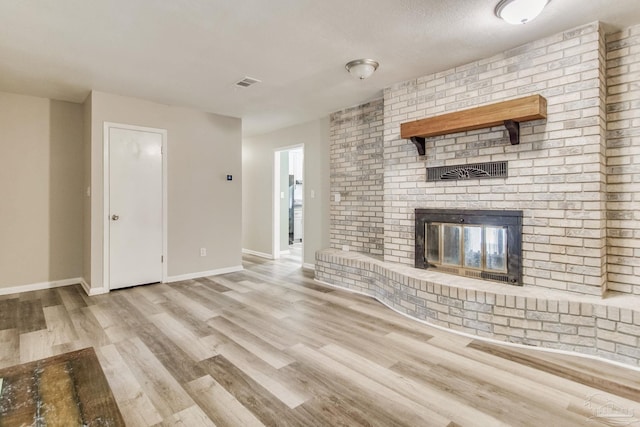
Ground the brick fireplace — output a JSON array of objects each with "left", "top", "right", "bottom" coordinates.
[{"left": 317, "top": 21, "right": 640, "bottom": 367}]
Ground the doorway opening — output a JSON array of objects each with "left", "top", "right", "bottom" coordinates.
[{"left": 273, "top": 145, "right": 304, "bottom": 265}]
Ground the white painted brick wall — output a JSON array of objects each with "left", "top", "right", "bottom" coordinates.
[
  {"left": 328, "top": 21, "right": 640, "bottom": 297},
  {"left": 380, "top": 22, "right": 608, "bottom": 296},
  {"left": 606, "top": 24, "right": 640, "bottom": 295},
  {"left": 329, "top": 100, "right": 385, "bottom": 256}
]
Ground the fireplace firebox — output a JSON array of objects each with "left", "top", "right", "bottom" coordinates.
[{"left": 415, "top": 209, "right": 523, "bottom": 285}]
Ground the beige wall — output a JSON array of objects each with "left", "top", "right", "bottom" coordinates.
[
  {"left": 0, "top": 92, "right": 83, "bottom": 289},
  {"left": 87, "top": 91, "right": 242, "bottom": 290},
  {"left": 242, "top": 117, "right": 330, "bottom": 266}
]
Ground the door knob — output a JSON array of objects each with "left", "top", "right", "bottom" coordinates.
[{"left": 111, "top": 214, "right": 119, "bottom": 221}]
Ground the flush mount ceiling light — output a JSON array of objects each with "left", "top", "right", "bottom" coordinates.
[
  {"left": 495, "top": 0, "right": 550, "bottom": 25},
  {"left": 345, "top": 59, "right": 379, "bottom": 79}
]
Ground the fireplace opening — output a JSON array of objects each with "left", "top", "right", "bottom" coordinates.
[{"left": 415, "top": 209, "right": 522, "bottom": 285}]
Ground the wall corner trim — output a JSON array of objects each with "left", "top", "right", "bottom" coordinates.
[
  {"left": 0, "top": 277, "right": 83, "bottom": 296},
  {"left": 79, "top": 278, "right": 109, "bottom": 296},
  {"left": 165, "top": 265, "right": 244, "bottom": 283}
]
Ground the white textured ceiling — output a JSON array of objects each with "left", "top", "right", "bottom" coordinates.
[{"left": 1, "top": 0, "right": 639, "bottom": 136}]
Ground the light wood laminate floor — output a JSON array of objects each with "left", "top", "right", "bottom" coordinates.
[{"left": 1, "top": 254, "right": 640, "bottom": 426}]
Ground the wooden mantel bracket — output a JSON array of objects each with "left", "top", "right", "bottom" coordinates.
[
  {"left": 504, "top": 120, "right": 520, "bottom": 145},
  {"left": 400, "top": 95, "right": 546, "bottom": 155},
  {"left": 410, "top": 137, "right": 426, "bottom": 156}
]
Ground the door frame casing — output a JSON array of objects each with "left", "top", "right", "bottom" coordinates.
[
  {"left": 273, "top": 144, "right": 304, "bottom": 264},
  {"left": 103, "top": 122, "right": 168, "bottom": 291}
]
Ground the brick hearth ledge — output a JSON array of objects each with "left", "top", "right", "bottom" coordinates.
[{"left": 315, "top": 249, "right": 640, "bottom": 368}]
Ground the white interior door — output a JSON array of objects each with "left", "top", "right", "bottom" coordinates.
[{"left": 108, "top": 126, "right": 163, "bottom": 290}]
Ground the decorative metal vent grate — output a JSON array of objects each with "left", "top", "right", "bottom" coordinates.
[{"left": 427, "top": 161, "right": 507, "bottom": 182}]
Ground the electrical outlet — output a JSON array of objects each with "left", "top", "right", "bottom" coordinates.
[{"left": 200, "top": 248, "right": 207, "bottom": 257}]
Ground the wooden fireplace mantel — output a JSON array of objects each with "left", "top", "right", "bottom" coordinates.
[{"left": 400, "top": 95, "right": 547, "bottom": 155}]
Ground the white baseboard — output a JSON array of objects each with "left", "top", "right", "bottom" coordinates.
[
  {"left": 302, "top": 263, "right": 315, "bottom": 270},
  {"left": 166, "top": 265, "right": 244, "bottom": 283},
  {"left": 242, "top": 248, "right": 274, "bottom": 259},
  {"left": 79, "top": 278, "right": 109, "bottom": 296},
  {"left": 279, "top": 250, "right": 291, "bottom": 256},
  {"left": 0, "top": 277, "right": 83, "bottom": 296}
]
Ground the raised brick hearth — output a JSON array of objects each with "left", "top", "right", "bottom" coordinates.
[
  {"left": 322, "top": 21, "right": 640, "bottom": 366},
  {"left": 316, "top": 249, "right": 640, "bottom": 366}
]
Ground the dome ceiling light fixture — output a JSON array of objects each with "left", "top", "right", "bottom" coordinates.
[
  {"left": 345, "top": 59, "right": 379, "bottom": 80},
  {"left": 495, "top": 0, "right": 550, "bottom": 25}
]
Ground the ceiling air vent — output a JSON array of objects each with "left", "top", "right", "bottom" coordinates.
[{"left": 234, "top": 76, "right": 261, "bottom": 88}]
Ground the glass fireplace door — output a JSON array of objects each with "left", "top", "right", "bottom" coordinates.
[{"left": 425, "top": 223, "right": 508, "bottom": 276}]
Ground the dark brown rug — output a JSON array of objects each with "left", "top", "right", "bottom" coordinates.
[{"left": 0, "top": 347, "right": 124, "bottom": 426}]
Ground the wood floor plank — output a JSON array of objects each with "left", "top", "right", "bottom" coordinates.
[
  {"left": 162, "top": 286, "right": 220, "bottom": 321},
  {"left": 223, "top": 290, "right": 291, "bottom": 319},
  {"left": 96, "top": 344, "right": 163, "bottom": 426},
  {"left": 115, "top": 337, "right": 196, "bottom": 419},
  {"left": 16, "top": 299, "right": 46, "bottom": 333},
  {"left": 156, "top": 296, "right": 220, "bottom": 338},
  {"left": 43, "top": 305, "right": 79, "bottom": 346},
  {"left": 279, "top": 361, "right": 410, "bottom": 427},
  {"left": 0, "top": 299, "right": 18, "bottom": 330},
  {"left": 88, "top": 303, "right": 136, "bottom": 344},
  {"left": 208, "top": 276, "right": 255, "bottom": 294},
  {"left": 135, "top": 321, "right": 208, "bottom": 384},
  {"left": 160, "top": 404, "right": 217, "bottom": 427},
  {"left": 197, "top": 355, "right": 313, "bottom": 426},
  {"left": 67, "top": 306, "right": 111, "bottom": 348},
  {"left": 19, "top": 329, "right": 56, "bottom": 363},
  {"left": 57, "top": 285, "right": 89, "bottom": 311},
  {"left": 132, "top": 283, "right": 169, "bottom": 305},
  {"left": 0, "top": 329, "right": 19, "bottom": 369},
  {"left": 468, "top": 340, "right": 640, "bottom": 403},
  {"left": 186, "top": 375, "right": 265, "bottom": 427},
  {"left": 220, "top": 308, "right": 317, "bottom": 350},
  {"left": 194, "top": 277, "right": 233, "bottom": 293},
  {"left": 318, "top": 342, "right": 509, "bottom": 426},
  {"left": 119, "top": 289, "right": 164, "bottom": 318},
  {"left": 286, "top": 343, "right": 451, "bottom": 426},
  {"left": 390, "top": 360, "right": 588, "bottom": 427},
  {"left": 216, "top": 339, "right": 312, "bottom": 408},
  {"left": 181, "top": 282, "right": 246, "bottom": 312},
  {"left": 282, "top": 308, "right": 401, "bottom": 368},
  {"left": 207, "top": 316, "right": 295, "bottom": 369},
  {"left": 31, "top": 288, "right": 64, "bottom": 307},
  {"left": 148, "top": 312, "right": 218, "bottom": 362},
  {"left": 3, "top": 254, "right": 640, "bottom": 426}
]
